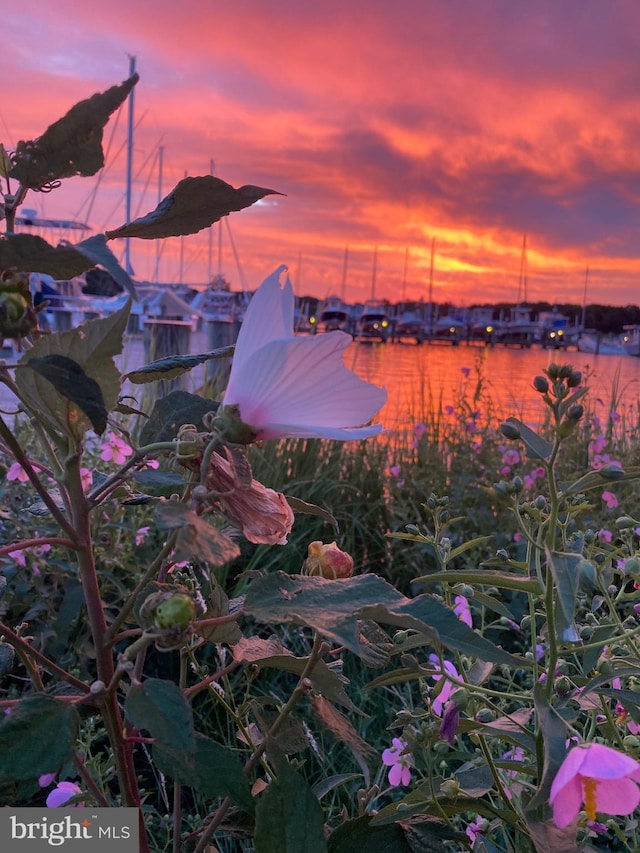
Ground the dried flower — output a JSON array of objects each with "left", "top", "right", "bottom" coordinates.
[
  {"left": 219, "top": 267, "right": 386, "bottom": 442},
  {"left": 550, "top": 742, "right": 640, "bottom": 827},
  {"left": 206, "top": 451, "right": 294, "bottom": 545}
]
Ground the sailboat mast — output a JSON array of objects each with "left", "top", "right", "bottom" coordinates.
[
  {"left": 340, "top": 246, "right": 349, "bottom": 301},
  {"left": 154, "top": 144, "right": 164, "bottom": 284},
  {"left": 401, "top": 247, "right": 409, "bottom": 301},
  {"left": 124, "top": 54, "right": 136, "bottom": 275},
  {"left": 427, "top": 237, "right": 435, "bottom": 331},
  {"left": 371, "top": 246, "right": 378, "bottom": 300},
  {"left": 581, "top": 265, "right": 589, "bottom": 331}
]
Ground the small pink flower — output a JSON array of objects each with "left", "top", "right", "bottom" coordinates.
[
  {"left": 8, "top": 549, "right": 26, "bottom": 567},
  {"left": 453, "top": 595, "right": 472, "bottom": 627},
  {"left": 444, "top": 405, "right": 455, "bottom": 416},
  {"left": 6, "top": 462, "right": 29, "bottom": 482},
  {"left": 389, "top": 465, "right": 401, "bottom": 478},
  {"left": 220, "top": 267, "right": 386, "bottom": 442},
  {"left": 602, "top": 491, "right": 618, "bottom": 509},
  {"left": 550, "top": 743, "right": 640, "bottom": 827},
  {"left": 429, "top": 655, "right": 459, "bottom": 716},
  {"left": 135, "top": 526, "right": 150, "bottom": 547},
  {"left": 502, "top": 449, "right": 520, "bottom": 466},
  {"left": 381, "top": 737, "right": 413, "bottom": 787},
  {"left": 597, "top": 529, "right": 613, "bottom": 544},
  {"left": 465, "top": 815, "right": 487, "bottom": 844},
  {"left": 38, "top": 772, "right": 57, "bottom": 787},
  {"left": 46, "top": 780, "right": 84, "bottom": 808},
  {"left": 413, "top": 422, "right": 427, "bottom": 438},
  {"left": 461, "top": 366, "right": 470, "bottom": 378},
  {"left": 100, "top": 432, "right": 133, "bottom": 465},
  {"left": 80, "top": 468, "right": 93, "bottom": 492}
]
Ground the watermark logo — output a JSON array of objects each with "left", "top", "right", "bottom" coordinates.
[{"left": 0, "top": 808, "right": 139, "bottom": 851}]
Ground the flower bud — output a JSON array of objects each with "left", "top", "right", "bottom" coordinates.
[
  {"left": 0, "top": 274, "right": 39, "bottom": 338},
  {"left": 599, "top": 464, "right": 625, "bottom": 480},
  {"left": 567, "top": 370, "right": 582, "bottom": 388},
  {"left": 567, "top": 404, "right": 584, "bottom": 422},
  {"left": 616, "top": 516, "right": 638, "bottom": 530},
  {"left": 623, "top": 557, "right": 640, "bottom": 576},
  {"left": 439, "top": 778, "right": 460, "bottom": 799},
  {"left": 532, "top": 375, "right": 549, "bottom": 393},
  {"left": 303, "top": 541, "right": 354, "bottom": 579},
  {"left": 500, "top": 421, "right": 521, "bottom": 440},
  {"left": 140, "top": 588, "right": 198, "bottom": 630}
]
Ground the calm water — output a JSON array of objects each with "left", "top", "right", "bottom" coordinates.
[
  {"left": 346, "top": 339, "right": 640, "bottom": 432},
  {"left": 3, "top": 332, "right": 640, "bottom": 433}
]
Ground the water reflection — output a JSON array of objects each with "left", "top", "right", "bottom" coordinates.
[{"left": 347, "top": 341, "right": 640, "bottom": 432}]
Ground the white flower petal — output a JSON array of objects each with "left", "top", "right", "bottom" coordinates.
[
  {"left": 230, "top": 265, "right": 292, "bottom": 371},
  {"left": 223, "top": 332, "right": 386, "bottom": 437}
]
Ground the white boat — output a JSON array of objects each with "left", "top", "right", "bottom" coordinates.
[
  {"left": 317, "top": 295, "right": 352, "bottom": 333},
  {"left": 355, "top": 299, "right": 391, "bottom": 342},
  {"left": 577, "top": 333, "right": 626, "bottom": 355}
]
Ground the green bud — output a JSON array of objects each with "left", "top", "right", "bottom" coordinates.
[
  {"left": 623, "top": 735, "right": 640, "bottom": 750},
  {"left": 623, "top": 557, "right": 640, "bottom": 576},
  {"left": 567, "top": 370, "right": 582, "bottom": 388},
  {"left": 440, "top": 778, "right": 460, "bottom": 799},
  {"left": 616, "top": 516, "right": 638, "bottom": 530},
  {"left": 599, "top": 464, "right": 625, "bottom": 480},
  {"left": 567, "top": 404, "right": 584, "bottom": 422},
  {"left": 475, "top": 708, "right": 495, "bottom": 723},
  {"left": 532, "top": 375, "right": 549, "bottom": 393},
  {"left": 512, "top": 476, "right": 524, "bottom": 493},
  {"left": 546, "top": 363, "right": 560, "bottom": 380},
  {"left": 555, "top": 676, "right": 572, "bottom": 696},
  {"left": 500, "top": 421, "right": 521, "bottom": 440},
  {"left": 153, "top": 593, "right": 197, "bottom": 629}
]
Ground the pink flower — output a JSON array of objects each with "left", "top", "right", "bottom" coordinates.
[
  {"left": 205, "top": 451, "right": 294, "bottom": 545},
  {"left": 453, "top": 595, "right": 472, "bottom": 627},
  {"left": 80, "top": 467, "right": 93, "bottom": 492},
  {"left": 502, "top": 449, "right": 520, "bottom": 466},
  {"left": 413, "top": 422, "right": 427, "bottom": 438},
  {"left": 45, "top": 780, "right": 84, "bottom": 808},
  {"left": 461, "top": 366, "right": 470, "bottom": 378},
  {"left": 303, "top": 541, "right": 354, "bottom": 578},
  {"left": 100, "top": 432, "right": 133, "bottom": 464},
  {"left": 602, "top": 491, "right": 619, "bottom": 509},
  {"left": 381, "top": 737, "right": 413, "bottom": 787},
  {"left": 429, "top": 655, "right": 459, "bottom": 716},
  {"left": 6, "top": 462, "right": 29, "bottom": 482},
  {"left": 219, "top": 267, "right": 386, "bottom": 442},
  {"left": 597, "top": 529, "right": 613, "bottom": 544},
  {"left": 550, "top": 743, "right": 640, "bottom": 827},
  {"left": 8, "top": 549, "right": 26, "bottom": 567},
  {"left": 135, "top": 526, "right": 150, "bottom": 547}
]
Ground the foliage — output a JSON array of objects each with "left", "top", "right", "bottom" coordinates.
[{"left": 2, "top": 75, "right": 640, "bottom": 853}]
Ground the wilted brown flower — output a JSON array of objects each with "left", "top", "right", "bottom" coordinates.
[{"left": 205, "top": 451, "right": 294, "bottom": 546}]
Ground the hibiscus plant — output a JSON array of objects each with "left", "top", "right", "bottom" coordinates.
[{"left": 2, "top": 74, "right": 640, "bottom": 853}]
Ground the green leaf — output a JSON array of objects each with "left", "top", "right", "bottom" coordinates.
[
  {"left": 525, "top": 683, "right": 575, "bottom": 815},
  {"left": 414, "top": 569, "right": 540, "bottom": 594},
  {"left": 285, "top": 496, "right": 338, "bottom": 531},
  {"left": 153, "top": 732, "right": 253, "bottom": 813},
  {"left": 447, "top": 535, "right": 492, "bottom": 562},
  {"left": 126, "top": 346, "right": 234, "bottom": 383},
  {"left": 10, "top": 74, "right": 138, "bottom": 188},
  {"left": 131, "top": 469, "right": 187, "bottom": 489},
  {"left": 16, "top": 300, "right": 130, "bottom": 438},
  {"left": 124, "top": 678, "right": 195, "bottom": 753},
  {"left": 328, "top": 816, "right": 412, "bottom": 853},
  {"left": 244, "top": 572, "right": 526, "bottom": 667},
  {"left": 139, "top": 390, "right": 219, "bottom": 444},
  {"left": 457, "top": 707, "right": 535, "bottom": 753},
  {"left": 0, "top": 696, "right": 80, "bottom": 781},
  {"left": 0, "top": 233, "right": 94, "bottom": 278},
  {"left": 523, "top": 816, "right": 581, "bottom": 853},
  {"left": 254, "top": 747, "right": 327, "bottom": 853},
  {"left": 26, "top": 354, "right": 108, "bottom": 435},
  {"left": 106, "top": 175, "right": 282, "bottom": 240},
  {"left": 561, "top": 466, "right": 640, "bottom": 496},
  {"left": 545, "top": 548, "right": 582, "bottom": 643},
  {"left": 504, "top": 416, "right": 553, "bottom": 460},
  {"left": 232, "top": 636, "right": 361, "bottom": 713},
  {"left": 73, "top": 233, "right": 136, "bottom": 299},
  {"left": 155, "top": 502, "right": 241, "bottom": 566}
]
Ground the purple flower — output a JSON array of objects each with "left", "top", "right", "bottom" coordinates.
[
  {"left": 381, "top": 738, "right": 413, "bottom": 787},
  {"left": 46, "top": 781, "right": 84, "bottom": 808},
  {"left": 428, "top": 655, "right": 459, "bottom": 716},
  {"left": 602, "top": 491, "right": 619, "bottom": 509},
  {"left": 453, "top": 595, "right": 472, "bottom": 627},
  {"left": 438, "top": 702, "right": 460, "bottom": 744}
]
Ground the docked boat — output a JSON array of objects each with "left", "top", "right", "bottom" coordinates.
[
  {"left": 577, "top": 333, "right": 626, "bottom": 355},
  {"left": 317, "top": 295, "right": 353, "bottom": 333},
  {"left": 355, "top": 299, "right": 391, "bottom": 342},
  {"left": 393, "top": 309, "right": 425, "bottom": 344}
]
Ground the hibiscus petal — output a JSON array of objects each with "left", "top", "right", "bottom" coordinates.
[
  {"left": 223, "top": 333, "right": 386, "bottom": 436},
  {"left": 230, "top": 265, "right": 292, "bottom": 371},
  {"left": 388, "top": 763, "right": 403, "bottom": 787},
  {"left": 550, "top": 776, "right": 582, "bottom": 828},
  {"left": 578, "top": 742, "right": 640, "bottom": 779},
  {"left": 594, "top": 777, "right": 640, "bottom": 816}
]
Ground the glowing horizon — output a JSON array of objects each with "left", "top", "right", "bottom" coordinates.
[{"left": 2, "top": 2, "right": 640, "bottom": 306}]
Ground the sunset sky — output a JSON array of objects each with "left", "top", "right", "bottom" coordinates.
[{"left": 3, "top": 1, "right": 640, "bottom": 306}]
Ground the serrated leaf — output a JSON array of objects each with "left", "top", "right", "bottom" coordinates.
[
  {"left": 124, "top": 678, "right": 195, "bottom": 753},
  {"left": 0, "top": 233, "right": 94, "bottom": 278},
  {"left": 232, "top": 637, "right": 361, "bottom": 713},
  {"left": 0, "top": 696, "right": 80, "bottom": 781},
  {"left": 153, "top": 731, "right": 253, "bottom": 812},
  {"left": 504, "top": 416, "right": 553, "bottom": 461},
  {"left": 254, "top": 746, "right": 327, "bottom": 853},
  {"left": 155, "top": 502, "right": 240, "bottom": 565},
  {"left": 10, "top": 74, "right": 138, "bottom": 189},
  {"left": 196, "top": 584, "right": 242, "bottom": 644},
  {"left": 286, "top": 496, "right": 338, "bottom": 531},
  {"left": 126, "top": 346, "right": 234, "bottom": 383},
  {"left": 16, "top": 300, "right": 130, "bottom": 438},
  {"left": 26, "top": 354, "right": 108, "bottom": 434},
  {"left": 106, "top": 175, "right": 282, "bottom": 240},
  {"left": 139, "top": 390, "right": 219, "bottom": 444},
  {"left": 73, "top": 233, "right": 136, "bottom": 298},
  {"left": 245, "top": 572, "right": 525, "bottom": 667}
]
